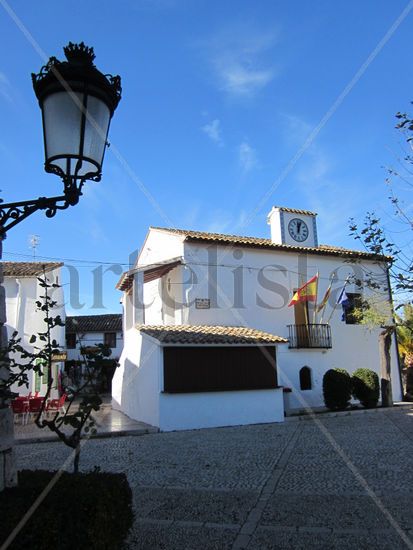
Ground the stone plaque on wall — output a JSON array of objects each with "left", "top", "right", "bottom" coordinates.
[{"left": 195, "top": 298, "right": 210, "bottom": 309}]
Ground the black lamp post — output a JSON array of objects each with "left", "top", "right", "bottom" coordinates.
[
  {"left": 0, "top": 42, "right": 121, "bottom": 235},
  {"left": 0, "top": 43, "right": 121, "bottom": 491}
]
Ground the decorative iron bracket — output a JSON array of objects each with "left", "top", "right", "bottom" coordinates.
[{"left": 0, "top": 177, "right": 84, "bottom": 238}]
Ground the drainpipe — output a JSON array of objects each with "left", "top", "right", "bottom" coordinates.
[{"left": 15, "top": 279, "right": 23, "bottom": 342}]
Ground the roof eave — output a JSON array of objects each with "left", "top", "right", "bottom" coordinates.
[{"left": 184, "top": 236, "right": 391, "bottom": 262}]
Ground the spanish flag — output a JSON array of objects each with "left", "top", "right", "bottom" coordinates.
[
  {"left": 316, "top": 276, "right": 334, "bottom": 313},
  {"left": 288, "top": 274, "right": 318, "bottom": 307}
]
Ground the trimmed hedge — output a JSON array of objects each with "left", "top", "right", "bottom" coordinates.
[
  {"left": 0, "top": 470, "right": 133, "bottom": 550},
  {"left": 323, "top": 368, "right": 352, "bottom": 410},
  {"left": 352, "top": 368, "right": 380, "bottom": 408}
]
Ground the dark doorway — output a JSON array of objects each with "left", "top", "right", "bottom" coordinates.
[{"left": 299, "top": 366, "right": 312, "bottom": 390}]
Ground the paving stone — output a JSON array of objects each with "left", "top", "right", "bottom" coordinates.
[
  {"left": 135, "top": 518, "right": 173, "bottom": 527},
  {"left": 247, "top": 509, "right": 264, "bottom": 523},
  {"left": 239, "top": 521, "right": 256, "bottom": 535},
  {"left": 261, "top": 494, "right": 389, "bottom": 529},
  {"left": 275, "top": 462, "right": 367, "bottom": 495},
  {"left": 171, "top": 520, "right": 204, "bottom": 527},
  {"left": 379, "top": 496, "right": 413, "bottom": 531},
  {"left": 204, "top": 522, "right": 240, "bottom": 530},
  {"left": 232, "top": 533, "right": 251, "bottom": 549},
  {"left": 133, "top": 486, "right": 257, "bottom": 524},
  {"left": 250, "top": 527, "right": 411, "bottom": 549},
  {"left": 124, "top": 523, "right": 237, "bottom": 549}
]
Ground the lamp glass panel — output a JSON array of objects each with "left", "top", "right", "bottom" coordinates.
[
  {"left": 42, "top": 91, "right": 83, "bottom": 176},
  {"left": 81, "top": 96, "right": 111, "bottom": 175}
]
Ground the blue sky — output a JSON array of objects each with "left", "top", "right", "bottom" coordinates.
[{"left": 0, "top": 0, "right": 412, "bottom": 315}]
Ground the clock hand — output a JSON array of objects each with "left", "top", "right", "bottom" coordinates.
[{"left": 297, "top": 221, "right": 301, "bottom": 234}]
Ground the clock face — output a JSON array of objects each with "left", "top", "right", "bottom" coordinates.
[{"left": 288, "top": 218, "right": 309, "bottom": 242}]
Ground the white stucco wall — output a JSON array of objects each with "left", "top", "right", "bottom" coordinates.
[
  {"left": 4, "top": 267, "right": 65, "bottom": 396},
  {"left": 181, "top": 241, "right": 402, "bottom": 406},
  {"left": 112, "top": 331, "right": 161, "bottom": 427},
  {"left": 137, "top": 229, "right": 184, "bottom": 267},
  {"left": 123, "top": 290, "right": 134, "bottom": 331},
  {"left": 159, "top": 388, "right": 284, "bottom": 431},
  {"left": 161, "top": 265, "right": 185, "bottom": 325},
  {"left": 143, "top": 279, "right": 163, "bottom": 325}
]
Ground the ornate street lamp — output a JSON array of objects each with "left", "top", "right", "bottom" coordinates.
[
  {"left": 0, "top": 43, "right": 121, "bottom": 491},
  {"left": 0, "top": 42, "right": 121, "bottom": 235}
]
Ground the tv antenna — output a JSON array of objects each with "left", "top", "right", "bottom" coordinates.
[{"left": 29, "top": 234, "right": 40, "bottom": 259}]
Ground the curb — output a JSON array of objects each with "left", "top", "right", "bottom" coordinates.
[
  {"left": 15, "top": 426, "right": 159, "bottom": 445},
  {"left": 284, "top": 403, "right": 413, "bottom": 422}
]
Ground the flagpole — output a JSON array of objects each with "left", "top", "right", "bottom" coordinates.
[
  {"left": 326, "top": 275, "right": 350, "bottom": 324},
  {"left": 312, "top": 271, "right": 319, "bottom": 324},
  {"left": 319, "top": 272, "right": 335, "bottom": 324}
]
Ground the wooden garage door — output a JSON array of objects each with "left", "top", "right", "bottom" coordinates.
[{"left": 163, "top": 346, "right": 277, "bottom": 393}]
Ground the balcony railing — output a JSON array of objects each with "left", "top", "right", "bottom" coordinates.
[{"left": 287, "top": 324, "right": 332, "bottom": 349}]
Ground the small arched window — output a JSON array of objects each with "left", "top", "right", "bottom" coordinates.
[{"left": 299, "top": 366, "right": 312, "bottom": 390}]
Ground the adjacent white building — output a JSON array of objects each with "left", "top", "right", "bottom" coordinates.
[
  {"left": 112, "top": 207, "right": 403, "bottom": 431},
  {"left": 65, "top": 313, "right": 123, "bottom": 361},
  {"left": 3, "top": 262, "right": 65, "bottom": 397},
  {"left": 65, "top": 314, "right": 123, "bottom": 392}
]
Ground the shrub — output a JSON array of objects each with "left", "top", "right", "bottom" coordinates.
[
  {"left": 323, "top": 368, "right": 352, "bottom": 410},
  {"left": 0, "top": 470, "right": 133, "bottom": 550},
  {"left": 352, "top": 368, "right": 380, "bottom": 408}
]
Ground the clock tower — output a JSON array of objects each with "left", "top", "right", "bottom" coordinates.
[{"left": 267, "top": 206, "right": 318, "bottom": 248}]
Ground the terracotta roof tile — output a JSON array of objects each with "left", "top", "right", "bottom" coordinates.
[
  {"left": 116, "top": 259, "right": 182, "bottom": 292},
  {"left": 66, "top": 314, "right": 122, "bottom": 334},
  {"left": 150, "top": 227, "right": 390, "bottom": 261},
  {"left": 2, "top": 262, "right": 63, "bottom": 277},
  {"left": 136, "top": 324, "right": 288, "bottom": 344},
  {"left": 116, "top": 272, "right": 133, "bottom": 292},
  {"left": 271, "top": 206, "right": 317, "bottom": 216}
]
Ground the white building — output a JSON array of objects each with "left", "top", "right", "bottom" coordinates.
[
  {"left": 112, "top": 207, "right": 403, "bottom": 431},
  {"left": 4, "top": 262, "right": 65, "bottom": 397},
  {"left": 65, "top": 314, "right": 123, "bottom": 391},
  {"left": 65, "top": 314, "right": 123, "bottom": 361}
]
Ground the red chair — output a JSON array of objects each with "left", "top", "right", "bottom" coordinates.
[
  {"left": 11, "top": 399, "right": 29, "bottom": 424},
  {"left": 27, "top": 397, "right": 45, "bottom": 422}
]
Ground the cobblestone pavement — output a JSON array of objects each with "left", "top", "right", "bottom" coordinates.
[{"left": 15, "top": 408, "right": 413, "bottom": 549}]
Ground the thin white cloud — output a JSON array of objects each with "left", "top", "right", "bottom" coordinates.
[
  {"left": 215, "top": 60, "right": 274, "bottom": 97},
  {"left": 205, "top": 25, "right": 278, "bottom": 97},
  {"left": 0, "top": 72, "right": 13, "bottom": 103},
  {"left": 202, "top": 118, "right": 223, "bottom": 146},
  {"left": 239, "top": 141, "right": 258, "bottom": 173}
]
